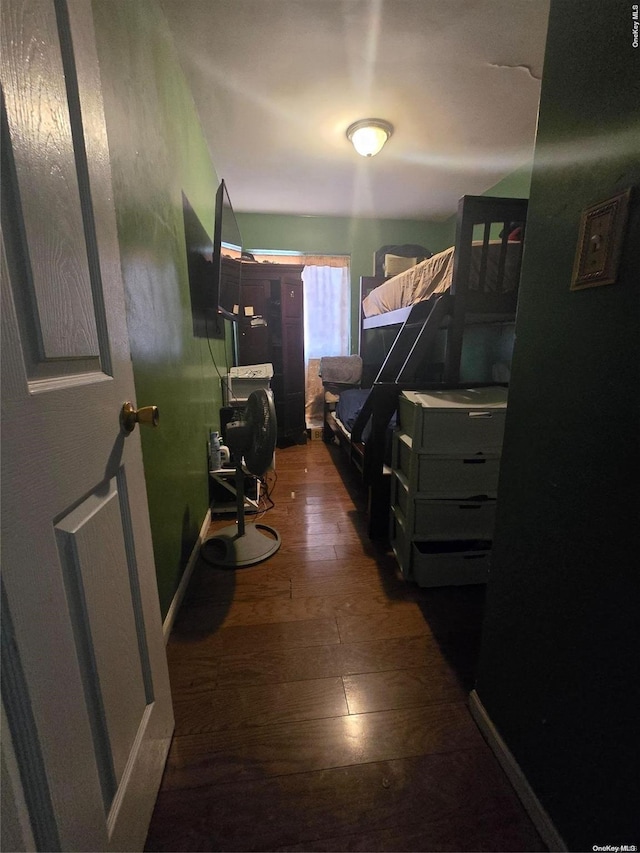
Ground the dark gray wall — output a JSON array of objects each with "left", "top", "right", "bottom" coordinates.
[{"left": 475, "top": 1, "right": 640, "bottom": 849}]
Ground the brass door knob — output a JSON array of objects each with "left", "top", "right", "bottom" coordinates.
[{"left": 121, "top": 401, "right": 159, "bottom": 433}]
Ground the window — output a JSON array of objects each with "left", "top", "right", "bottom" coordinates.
[{"left": 302, "top": 264, "right": 350, "bottom": 360}]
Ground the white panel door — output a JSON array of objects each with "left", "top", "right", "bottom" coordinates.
[{"left": 0, "top": 1, "right": 174, "bottom": 850}]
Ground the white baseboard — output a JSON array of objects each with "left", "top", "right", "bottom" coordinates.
[
  {"left": 469, "top": 689, "right": 566, "bottom": 853},
  {"left": 162, "top": 507, "right": 211, "bottom": 643}
]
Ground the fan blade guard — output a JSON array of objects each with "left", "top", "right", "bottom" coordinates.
[{"left": 244, "top": 389, "right": 277, "bottom": 475}]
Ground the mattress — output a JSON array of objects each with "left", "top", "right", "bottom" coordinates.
[
  {"left": 362, "top": 241, "right": 522, "bottom": 318},
  {"left": 333, "top": 387, "right": 397, "bottom": 463},
  {"left": 334, "top": 388, "right": 371, "bottom": 434}
]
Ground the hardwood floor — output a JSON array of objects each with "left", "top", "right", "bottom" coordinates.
[{"left": 145, "top": 441, "right": 544, "bottom": 852}]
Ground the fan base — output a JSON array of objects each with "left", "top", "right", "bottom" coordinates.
[{"left": 201, "top": 523, "right": 281, "bottom": 568}]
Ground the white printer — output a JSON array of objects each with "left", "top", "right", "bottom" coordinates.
[{"left": 222, "top": 363, "right": 273, "bottom": 405}]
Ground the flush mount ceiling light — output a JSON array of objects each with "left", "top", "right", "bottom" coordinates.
[{"left": 346, "top": 118, "right": 394, "bottom": 157}]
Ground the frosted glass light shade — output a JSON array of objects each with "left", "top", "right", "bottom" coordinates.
[{"left": 346, "top": 119, "right": 393, "bottom": 157}]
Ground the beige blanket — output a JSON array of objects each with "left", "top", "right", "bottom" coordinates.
[{"left": 362, "top": 242, "right": 520, "bottom": 318}]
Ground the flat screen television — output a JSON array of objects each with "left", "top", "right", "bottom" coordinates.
[
  {"left": 211, "top": 178, "right": 243, "bottom": 334},
  {"left": 182, "top": 180, "right": 242, "bottom": 339}
]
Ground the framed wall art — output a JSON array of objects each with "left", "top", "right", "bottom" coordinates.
[{"left": 570, "top": 188, "right": 631, "bottom": 291}]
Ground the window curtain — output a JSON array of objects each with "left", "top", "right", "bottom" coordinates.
[
  {"left": 302, "top": 265, "right": 350, "bottom": 427},
  {"left": 302, "top": 265, "right": 350, "bottom": 360}
]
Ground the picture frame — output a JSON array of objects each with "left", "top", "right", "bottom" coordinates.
[{"left": 570, "top": 188, "right": 631, "bottom": 291}]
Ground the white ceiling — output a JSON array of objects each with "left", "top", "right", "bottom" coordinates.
[{"left": 161, "top": 0, "right": 550, "bottom": 220}]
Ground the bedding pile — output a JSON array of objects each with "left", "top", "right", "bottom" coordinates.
[
  {"left": 362, "top": 241, "right": 522, "bottom": 318},
  {"left": 319, "top": 355, "right": 363, "bottom": 385}
]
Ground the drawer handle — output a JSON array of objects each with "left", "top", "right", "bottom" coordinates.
[
  {"left": 463, "top": 458, "right": 486, "bottom": 464},
  {"left": 468, "top": 411, "right": 492, "bottom": 418}
]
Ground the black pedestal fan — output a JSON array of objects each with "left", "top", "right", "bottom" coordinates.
[{"left": 201, "top": 389, "right": 281, "bottom": 567}]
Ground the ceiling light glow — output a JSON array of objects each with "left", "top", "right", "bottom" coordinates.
[{"left": 346, "top": 119, "right": 394, "bottom": 157}]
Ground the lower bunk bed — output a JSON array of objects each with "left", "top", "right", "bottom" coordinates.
[
  {"left": 323, "top": 384, "right": 397, "bottom": 536},
  {"left": 323, "top": 193, "right": 528, "bottom": 545}
]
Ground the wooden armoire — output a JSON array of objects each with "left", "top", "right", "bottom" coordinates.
[{"left": 227, "top": 259, "right": 306, "bottom": 445}]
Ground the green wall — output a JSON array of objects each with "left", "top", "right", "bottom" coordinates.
[
  {"left": 483, "top": 163, "right": 532, "bottom": 201},
  {"left": 237, "top": 212, "right": 453, "bottom": 351},
  {"left": 475, "top": 1, "right": 640, "bottom": 849},
  {"left": 437, "top": 164, "right": 534, "bottom": 246},
  {"left": 93, "top": 0, "right": 226, "bottom": 618}
]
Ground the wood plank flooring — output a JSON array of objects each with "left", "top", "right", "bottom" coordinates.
[{"left": 145, "top": 440, "right": 544, "bottom": 852}]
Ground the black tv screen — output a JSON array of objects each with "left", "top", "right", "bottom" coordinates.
[
  {"left": 211, "top": 178, "right": 242, "bottom": 333},
  {"left": 182, "top": 181, "right": 243, "bottom": 339}
]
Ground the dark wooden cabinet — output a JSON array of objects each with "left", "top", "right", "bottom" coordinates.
[{"left": 234, "top": 261, "right": 306, "bottom": 445}]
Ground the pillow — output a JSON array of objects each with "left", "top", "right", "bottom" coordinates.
[
  {"left": 499, "top": 222, "right": 524, "bottom": 242},
  {"left": 384, "top": 254, "right": 418, "bottom": 277}
]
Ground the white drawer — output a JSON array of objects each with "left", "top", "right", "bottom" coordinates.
[
  {"left": 392, "top": 472, "right": 496, "bottom": 538},
  {"left": 412, "top": 498, "right": 496, "bottom": 539},
  {"left": 417, "top": 409, "right": 506, "bottom": 453},
  {"left": 415, "top": 453, "right": 502, "bottom": 497},
  {"left": 399, "top": 388, "right": 507, "bottom": 453},
  {"left": 411, "top": 540, "right": 491, "bottom": 587}
]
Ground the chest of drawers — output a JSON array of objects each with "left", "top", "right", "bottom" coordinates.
[{"left": 390, "top": 387, "right": 507, "bottom": 587}]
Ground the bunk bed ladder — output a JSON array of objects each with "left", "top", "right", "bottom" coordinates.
[
  {"left": 374, "top": 294, "right": 453, "bottom": 385},
  {"left": 395, "top": 292, "right": 454, "bottom": 384}
]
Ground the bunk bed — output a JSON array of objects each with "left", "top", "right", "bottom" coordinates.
[{"left": 324, "top": 195, "right": 528, "bottom": 538}]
